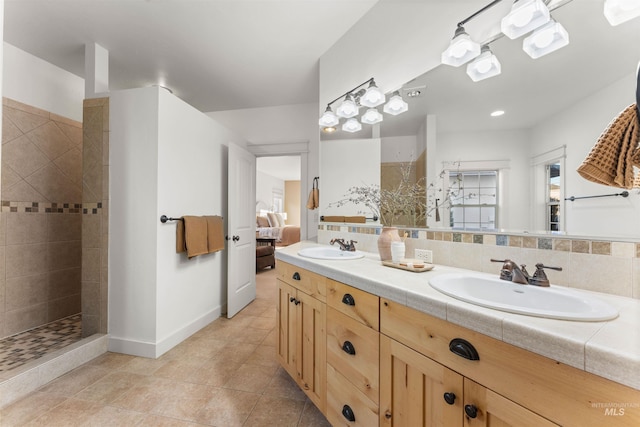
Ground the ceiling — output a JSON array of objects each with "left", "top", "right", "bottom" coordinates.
[{"left": 3, "top": 0, "right": 377, "bottom": 113}]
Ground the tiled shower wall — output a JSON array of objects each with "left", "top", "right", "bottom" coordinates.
[
  {"left": 0, "top": 98, "right": 83, "bottom": 339},
  {"left": 81, "top": 98, "right": 109, "bottom": 337},
  {"left": 318, "top": 225, "right": 640, "bottom": 299}
]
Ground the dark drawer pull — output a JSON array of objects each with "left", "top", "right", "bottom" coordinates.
[
  {"left": 465, "top": 404, "right": 478, "bottom": 419},
  {"left": 449, "top": 338, "right": 480, "bottom": 361},
  {"left": 342, "top": 404, "right": 356, "bottom": 422},
  {"left": 443, "top": 392, "right": 456, "bottom": 405},
  {"left": 342, "top": 340, "right": 356, "bottom": 356},
  {"left": 341, "top": 293, "right": 355, "bottom": 306},
  {"left": 292, "top": 272, "right": 301, "bottom": 280},
  {"left": 289, "top": 297, "right": 296, "bottom": 303}
]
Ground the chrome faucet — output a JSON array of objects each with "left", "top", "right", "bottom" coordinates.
[{"left": 330, "top": 238, "right": 357, "bottom": 252}]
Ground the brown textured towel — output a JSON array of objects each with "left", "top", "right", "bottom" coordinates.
[
  {"left": 183, "top": 216, "right": 208, "bottom": 258},
  {"left": 176, "top": 219, "right": 186, "bottom": 253},
  {"left": 306, "top": 177, "right": 319, "bottom": 210},
  {"left": 205, "top": 215, "right": 225, "bottom": 253},
  {"left": 577, "top": 104, "right": 640, "bottom": 189},
  {"left": 343, "top": 216, "right": 366, "bottom": 223},
  {"left": 321, "top": 216, "right": 345, "bottom": 222}
]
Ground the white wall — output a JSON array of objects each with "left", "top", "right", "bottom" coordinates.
[
  {"left": 381, "top": 135, "right": 419, "bottom": 163},
  {"left": 2, "top": 42, "right": 84, "bottom": 121},
  {"left": 531, "top": 71, "right": 639, "bottom": 238},
  {"left": 256, "top": 170, "right": 284, "bottom": 213},
  {"left": 321, "top": 138, "right": 381, "bottom": 219},
  {"left": 110, "top": 86, "right": 245, "bottom": 358}
]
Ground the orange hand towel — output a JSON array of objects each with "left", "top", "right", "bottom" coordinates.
[
  {"left": 182, "top": 216, "right": 209, "bottom": 258},
  {"left": 176, "top": 219, "right": 186, "bottom": 253},
  {"left": 205, "top": 215, "right": 225, "bottom": 253},
  {"left": 343, "top": 216, "right": 366, "bottom": 223}
]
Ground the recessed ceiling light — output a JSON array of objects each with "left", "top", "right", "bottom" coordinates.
[
  {"left": 491, "top": 110, "right": 505, "bottom": 117},
  {"left": 322, "top": 126, "right": 337, "bottom": 133}
]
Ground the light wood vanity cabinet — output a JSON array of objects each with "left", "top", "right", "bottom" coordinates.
[
  {"left": 276, "top": 262, "right": 327, "bottom": 412},
  {"left": 325, "top": 279, "right": 380, "bottom": 427},
  {"left": 276, "top": 262, "right": 640, "bottom": 427}
]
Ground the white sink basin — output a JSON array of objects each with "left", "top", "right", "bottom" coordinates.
[
  {"left": 298, "top": 246, "right": 364, "bottom": 260},
  {"left": 429, "top": 273, "right": 618, "bottom": 321}
]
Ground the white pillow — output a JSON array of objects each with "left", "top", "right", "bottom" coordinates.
[
  {"left": 275, "top": 212, "right": 285, "bottom": 226},
  {"left": 266, "top": 212, "right": 279, "bottom": 227}
]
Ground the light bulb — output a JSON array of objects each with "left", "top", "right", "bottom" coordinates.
[
  {"left": 475, "top": 58, "right": 493, "bottom": 74},
  {"left": 511, "top": 9, "right": 534, "bottom": 28}
]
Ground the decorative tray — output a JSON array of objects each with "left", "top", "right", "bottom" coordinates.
[{"left": 381, "top": 260, "right": 435, "bottom": 272}]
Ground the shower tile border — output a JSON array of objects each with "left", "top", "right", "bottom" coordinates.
[{"left": 1, "top": 201, "right": 102, "bottom": 215}]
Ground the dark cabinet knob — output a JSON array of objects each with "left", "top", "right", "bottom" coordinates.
[
  {"left": 384, "top": 410, "right": 392, "bottom": 419},
  {"left": 449, "top": 338, "right": 480, "bottom": 361},
  {"left": 341, "top": 404, "right": 356, "bottom": 422},
  {"left": 443, "top": 392, "right": 456, "bottom": 405},
  {"left": 464, "top": 404, "right": 478, "bottom": 419},
  {"left": 342, "top": 340, "right": 356, "bottom": 355},
  {"left": 292, "top": 272, "right": 301, "bottom": 280},
  {"left": 342, "top": 293, "right": 356, "bottom": 306},
  {"left": 289, "top": 297, "right": 295, "bottom": 303},
  {"left": 294, "top": 299, "right": 300, "bottom": 305}
]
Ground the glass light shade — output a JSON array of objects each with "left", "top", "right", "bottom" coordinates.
[
  {"left": 604, "top": 0, "right": 640, "bottom": 25},
  {"left": 342, "top": 118, "right": 362, "bottom": 133},
  {"left": 383, "top": 91, "right": 408, "bottom": 115},
  {"left": 523, "top": 20, "right": 569, "bottom": 59},
  {"left": 466, "top": 47, "right": 502, "bottom": 82},
  {"left": 501, "top": 0, "right": 551, "bottom": 39},
  {"left": 336, "top": 94, "right": 359, "bottom": 118},
  {"left": 361, "top": 108, "right": 383, "bottom": 125},
  {"left": 318, "top": 106, "right": 339, "bottom": 127},
  {"left": 360, "top": 81, "right": 386, "bottom": 107},
  {"left": 441, "top": 27, "right": 481, "bottom": 67}
]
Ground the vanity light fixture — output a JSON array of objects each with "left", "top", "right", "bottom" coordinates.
[
  {"left": 361, "top": 108, "right": 384, "bottom": 125},
  {"left": 522, "top": 19, "right": 569, "bottom": 59},
  {"left": 383, "top": 91, "right": 409, "bottom": 115},
  {"left": 342, "top": 118, "right": 362, "bottom": 133},
  {"left": 319, "top": 77, "right": 407, "bottom": 133},
  {"left": 441, "top": 26, "right": 481, "bottom": 67},
  {"left": 318, "top": 105, "right": 339, "bottom": 127},
  {"left": 466, "top": 45, "right": 502, "bottom": 82},
  {"left": 336, "top": 93, "right": 359, "bottom": 118},
  {"left": 360, "top": 80, "right": 386, "bottom": 107},
  {"left": 501, "top": 0, "right": 551, "bottom": 39},
  {"left": 604, "top": 0, "right": 640, "bottom": 26}
]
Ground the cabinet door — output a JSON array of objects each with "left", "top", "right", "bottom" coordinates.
[
  {"left": 277, "top": 279, "right": 298, "bottom": 378},
  {"left": 380, "top": 335, "right": 463, "bottom": 427},
  {"left": 297, "top": 290, "right": 327, "bottom": 412},
  {"left": 463, "top": 379, "right": 558, "bottom": 427}
]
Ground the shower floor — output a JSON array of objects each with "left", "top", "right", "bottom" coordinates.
[{"left": 0, "top": 314, "right": 82, "bottom": 373}]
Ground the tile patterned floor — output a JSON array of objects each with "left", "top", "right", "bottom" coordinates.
[
  {"left": 0, "top": 268, "right": 332, "bottom": 426},
  {"left": 0, "top": 314, "right": 82, "bottom": 373}
]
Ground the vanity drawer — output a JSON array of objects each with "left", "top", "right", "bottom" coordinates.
[
  {"left": 327, "top": 280, "right": 379, "bottom": 331},
  {"left": 277, "top": 261, "right": 326, "bottom": 302},
  {"left": 327, "top": 363, "right": 379, "bottom": 427},
  {"left": 380, "top": 298, "right": 640, "bottom": 427},
  {"left": 327, "top": 307, "right": 379, "bottom": 404}
]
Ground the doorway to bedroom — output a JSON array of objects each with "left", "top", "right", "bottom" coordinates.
[{"left": 256, "top": 155, "right": 302, "bottom": 249}]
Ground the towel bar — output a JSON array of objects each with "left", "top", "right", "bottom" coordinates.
[
  {"left": 160, "top": 215, "right": 183, "bottom": 223},
  {"left": 565, "top": 191, "right": 629, "bottom": 202},
  {"left": 320, "top": 215, "right": 379, "bottom": 222}
]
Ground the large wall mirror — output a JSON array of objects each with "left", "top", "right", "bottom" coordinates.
[{"left": 321, "top": 1, "right": 640, "bottom": 239}]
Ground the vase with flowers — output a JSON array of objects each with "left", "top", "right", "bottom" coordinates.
[{"left": 328, "top": 162, "right": 427, "bottom": 261}]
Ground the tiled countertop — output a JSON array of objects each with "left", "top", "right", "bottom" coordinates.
[{"left": 276, "top": 242, "right": 640, "bottom": 391}]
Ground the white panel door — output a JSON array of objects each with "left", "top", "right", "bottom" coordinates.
[{"left": 227, "top": 144, "right": 256, "bottom": 318}]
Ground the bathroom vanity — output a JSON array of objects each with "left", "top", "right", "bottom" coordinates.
[{"left": 276, "top": 243, "right": 640, "bottom": 427}]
